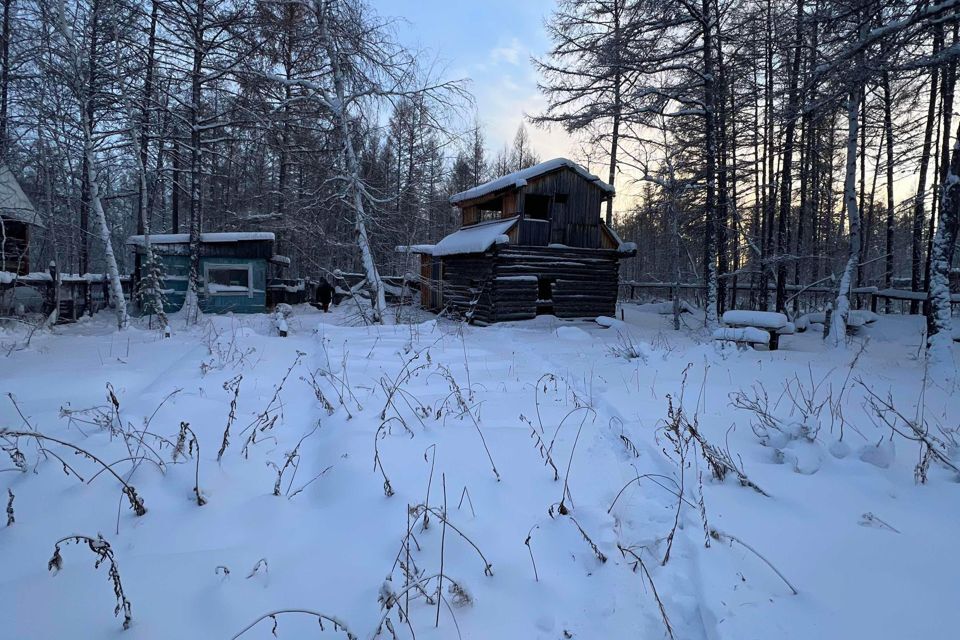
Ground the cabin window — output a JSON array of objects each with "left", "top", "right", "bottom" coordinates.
[
  {"left": 205, "top": 264, "right": 253, "bottom": 296},
  {"left": 479, "top": 196, "right": 504, "bottom": 223},
  {"left": 525, "top": 194, "right": 551, "bottom": 221}
]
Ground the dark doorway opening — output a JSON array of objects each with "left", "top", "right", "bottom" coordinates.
[{"left": 536, "top": 277, "right": 554, "bottom": 315}]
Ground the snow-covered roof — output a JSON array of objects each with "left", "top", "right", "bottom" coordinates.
[
  {"left": 126, "top": 232, "right": 275, "bottom": 246},
  {"left": 449, "top": 158, "right": 615, "bottom": 205},
  {"left": 602, "top": 222, "right": 638, "bottom": 254},
  {"left": 431, "top": 217, "right": 518, "bottom": 257},
  {"left": 0, "top": 165, "right": 42, "bottom": 228},
  {"left": 395, "top": 244, "right": 436, "bottom": 255}
]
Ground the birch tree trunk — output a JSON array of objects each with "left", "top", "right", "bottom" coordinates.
[
  {"left": 830, "top": 86, "right": 862, "bottom": 348},
  {"left": 82, "top": 128, "right": 128, "bottom": 329},
  {"left": 54, "top": 0, "right": 127, "bottom": 330},
  {"left": 926, "top": 124, "right": 959, "bottom": 366},
  {"left": 316, "top": 0, "right": 386, "bottom": 324},
  {"left": 700, "top": 0, "right": 719, "bottom": 328}
]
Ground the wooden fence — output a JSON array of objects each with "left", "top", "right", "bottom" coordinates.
[
  {"left": 0, "top": 262, "right": 132, "bottom": 321},
  {"left": 619, "top": 281, "right": 960, "bottom": 315}
]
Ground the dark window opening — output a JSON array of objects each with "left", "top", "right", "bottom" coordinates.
[
  {"left": 554, "top": 194, "right": 569, "bottom": 204},
  {"left": 478, "top": 196, "right": 504, "bottom": 223},
  {"left": 525, "top": 194, "right": 551, "bottom": 221}
]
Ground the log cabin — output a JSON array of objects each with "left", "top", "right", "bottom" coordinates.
[
  {"left": 0, "top": 165, "right": 43, "bottom": 276},
  {"left": 402, "top": 158, "right": 636, "bottom": 324}
]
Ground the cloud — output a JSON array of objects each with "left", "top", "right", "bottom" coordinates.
[{"left": 489, "top": 37, "right": 524, "bottom": 66}]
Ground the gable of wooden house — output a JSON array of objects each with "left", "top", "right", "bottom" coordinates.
[{"left": 402, "top": 158, "right": 636, "bottom": 324}]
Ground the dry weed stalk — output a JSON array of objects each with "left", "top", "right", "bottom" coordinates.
[
  {"left": 664, "top": 396, "right": 768, "bottom": 497},
  {"left": 48, "top": 534, "right": 132, "bottom": 630},
  {"left": 409, "top": 503, "right": 494, "bottom": 576},
  {"left": 240, "top": 351, "right": 305, "bottom": 457},
  {"left": 231, "top": 610, "right": 356, "bottom": 639},
  {"left": 522, "top": 414, "right": 560, "bottom": 481},
  {"left": 5, "top": 488, "right": 13, "bottom": 526},
  {"left": 0, "top": 430, "right": 146, "bottom": 515},
  {"left": 549, "top": 407, "right": 596, "bottom": 516},
  {"left": 436, "top": 473, "right": 448, "bottom": 627},
  {"left": 618, "top": 545, "right": 674, "bottom": 640},
  {"left": 457, "top": 486, "right": 476, "bottom": 517},
  {"left": 9, "top": 394, "right": 85, "bottom": 479},
  {"left": 374, "top": 422, "right": 396, "bottom": 497},
  {"left": 267, "top": 425, "right": 320, "bottom": 497},
  {"left": 302, "top": 370, "right": 336, "bottom": 416},
  {"left": 857, "top": 380, "right": 959, "bottom": 482},
  {"left": 524, "top": 524, "right": 540, "bottom": 581},
  {"left": 437, "top": 365, "right": 501, "bottom": 481},
  {"left": 611, "top": 416, "right": 641, "bottom": 458},
  {"left": 217, "top": 375, "right": 242, "bottom": 462},
  {"left": 422, "top": 445, "right": 436, "bottom": 529},
  {"left": 570, "top": 516, "right": 607, "bottom": 563},
  {"left": 607, "top": 471, "right": 690, "bottom": 515},
  {"left": 199, "top": 320, "right": 256, "bottom": 374},
  {"left": 174, "top": 422, "right": 206, "bottom": 505},
  {"left": 380, "top": 346, "right": 434, "bottom": 421},
  {"left": 246, "top": 558, "right": 269, "bottom": 580},
  {"left": 375, "top": 572, "right": 470, "bottom": 640},
  {"left": 659, "top": 395, "right": 691, "bottom": 565},
  {"left": 708, "top": 528, "right": 798, "bottom": 595}
]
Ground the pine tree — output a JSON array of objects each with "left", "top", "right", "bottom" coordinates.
[{"left": 136, "top": 251, "right": 168, "bottom": 330}]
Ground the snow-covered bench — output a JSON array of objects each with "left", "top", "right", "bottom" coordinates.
[
  {"left": 796, "top": 309, "right": 878, "bottom": 333},
  {"left": 719, "top": 310, "right": 794, "bottom": 350},
  {"left": 712, "top": 326, "right": 771, "bottom": 348}
]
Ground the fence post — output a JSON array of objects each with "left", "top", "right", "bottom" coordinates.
[{"left": 46, "top": 260, "right": 58, "bottom": 315}]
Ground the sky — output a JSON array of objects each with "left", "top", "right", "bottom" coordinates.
[{"left": 367, "top": 0, "right": 583, "bottom": 169}]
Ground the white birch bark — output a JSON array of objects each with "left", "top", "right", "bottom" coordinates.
[
  {"left": 926, "top": 130, "right": 959, "bottom": 368},
  {"left": 830, "top": 86, "right": 861, "bottom": 349},
  {"left": 315, "top": 0, "right": 386, "bottom": 323},
  {"left": 54, "top": 0, "right": 128, "bottom": 330},
  {"left": 83, "top": 129, "right": 128, "bottom": 329}
]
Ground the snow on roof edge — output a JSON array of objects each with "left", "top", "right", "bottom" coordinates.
[
  {"left": 0, "top": 165, "right": 43, "bottom": 228},
  {"left": 449, "top": 158, "right": 615, "bottom": 205},
  {"left": 126, "top": 232, "right": 276, "bottom": 246},
  {"left": 431, "top": 216, "right": 519, "bottom": 257},
  {"left": 395, "top": 244, "right": 436, "bottom": 254}
]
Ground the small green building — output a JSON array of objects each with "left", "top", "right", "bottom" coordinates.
[{"left": 127, "top": 232, "right": 279, "bottom": 314}]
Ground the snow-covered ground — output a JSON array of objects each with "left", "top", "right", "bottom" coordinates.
[{"left": 1, "top": 303, "right": 957, "bottom": 639}]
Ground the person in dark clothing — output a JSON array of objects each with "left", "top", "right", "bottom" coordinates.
[{"left": 317, "top": 277, "right": 334, "bottom": 312}]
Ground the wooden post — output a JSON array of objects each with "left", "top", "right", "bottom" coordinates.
[
  {"left": 870, "top": 291, "right": 877, "bottom": 313},
  {"left": 46, "top": 260, "right": 58, "bottom": 316}
]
